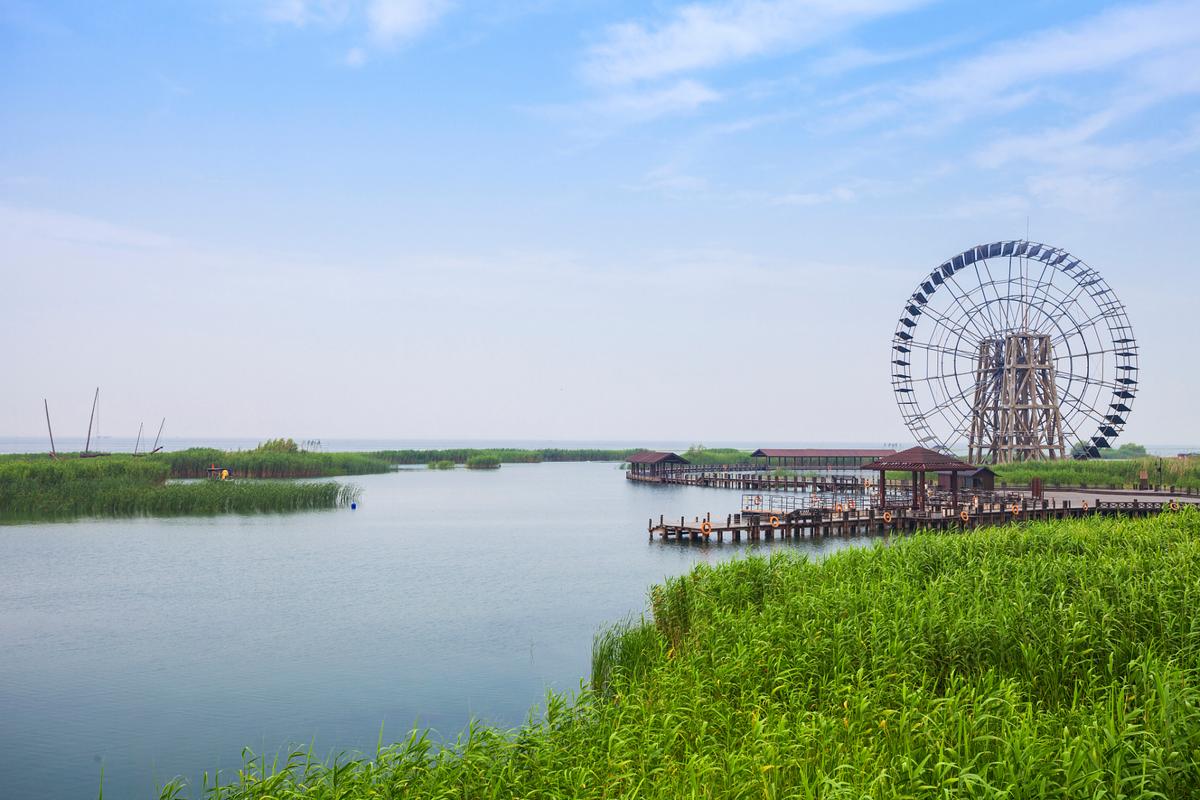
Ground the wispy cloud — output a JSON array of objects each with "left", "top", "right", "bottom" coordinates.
[
  {"left": 913, "top": 0, "right": 1200, "bottom": 106},
  {"left": 261, "top": 0, "right": 453, "bottom": 61},
  {"left": 537, "top": 79, "right": 722, "bottom": 137},
  {"left": 365, "top": 0, "right": 451, "bottom": 45},
  {"left": 263, "top": 0, "right": 350, "bottom": 27},
  {"left": 0, "top": 205, "right": 173, "bottom": 250},
  {"left": 583, "top": 0, "right": 930, "bottom": 86}
]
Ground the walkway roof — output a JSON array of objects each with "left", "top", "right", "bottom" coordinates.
[
  {"left": 628, "top": 451, "right": 688, "bottom": 465},
  {"left": 859, "top": 446, "right": 975, "bottom": 472},
  {"left": 751, "top": 448, "right": 896, "bottom": 459}
]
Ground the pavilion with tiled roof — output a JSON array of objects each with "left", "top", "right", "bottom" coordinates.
[{"left": 859, "top": 446, "right": 976, "bottom": 510}]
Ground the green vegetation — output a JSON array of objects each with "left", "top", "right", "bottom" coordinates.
[
  {"left": 994, "top": 454, "right": 1200, "bottom": 491},
  {"left": 162, "top": 446, "right": 390, "bottom": 479},
  {"left": 771, "top": 467, "right": 797, "bottom": 478},
  {"left": 0, "top": 455, "right": 359, "bottom": 520},
  {"left": 426, "top": 460, "right": 456, "bottom": 470},
  {"left": 1103, "top": 441, "right": 1150, "bottom": 459},
  {"left": 682, "top": 444, "right": 754, "bottom": 465},
  {"left": 465, "top": 453, "right": 501, "bottom": 470},
  {"left": 372, "top": 447, "right": 640, "bottom": 465},
  {"left": 163, "top": 511, "right": 1200, "bottom": 798}
]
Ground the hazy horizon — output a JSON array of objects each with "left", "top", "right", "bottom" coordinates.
[{"left": 4, "top": 1, "right": 1198, "bottom": 444}]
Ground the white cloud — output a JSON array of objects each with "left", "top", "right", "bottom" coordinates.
[
  {"left": 1026, "top": 173, "right": 1125, "bottom": 214},
  {"left": 261, "top": 0, "right": 452, "bottom": 57},
  {"left": 592, "top": 79, "right": 722, "bottom": 120},
  {"left": 913, "top": 0, "right": 1200, "bottom": 105},
  {"left": 583, "top": 0, "right": 929, "bottom": 86},
  {"left": 366, "top": 0, "right": 451, "bottom": 45},
  {"left": 264, "top": 0, "right": 350, "bottom": 27},
  {"left": 0, "top": 205, "right": 173, "bottom": 251}
]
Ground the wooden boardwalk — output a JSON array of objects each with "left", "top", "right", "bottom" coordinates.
[
  {"left": 650, "top": 497, "right": 1197, "bottom": 543},
  {"left": 629, "top": 470, "right": 882, "bottom": 493}
]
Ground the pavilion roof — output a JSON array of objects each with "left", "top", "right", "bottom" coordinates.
[
  {"left": 859, "top": 446, "right": 975, "bottom": 472},
  {"left": 751, "top": 448, "right": 896, "bottom": 459},
  {"left": 627, "top": 451, "right": 688, "bottom": 465}
]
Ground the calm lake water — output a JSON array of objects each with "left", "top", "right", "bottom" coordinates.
[{"left": 0, "top": 463, "right": 876, "bottom": 799}]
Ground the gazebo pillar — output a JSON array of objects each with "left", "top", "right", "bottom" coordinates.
[
  {"left": 911, "top": 470, "right": 919, "bottom": 510},
  {"left": 879, "top": 469, "right": 887, "bottom": 508},
  {"left": 951, "top": 471, "right": 959, "bottom": 510}
]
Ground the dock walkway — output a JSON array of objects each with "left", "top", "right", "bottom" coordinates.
[{"left": 650, "top": 497, "right": 1197, "bottom": 543}]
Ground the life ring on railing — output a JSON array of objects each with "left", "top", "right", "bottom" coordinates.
[
  {"left": 1009, "top": 503, "right": 1020, "bottom": 515},
  {"left": 769, "top": 515, "right": 780, "bottom": 528},
  {"left": 835, "top": 503, "right": 844, "bottom": 513},
  {"left": 1170, "top": 501, "right": 1180, "bottom": 512},
  {"left": 882, "top": 511, "right": 893, "bottom": 523},
  {"left": 754, "top": 495, "right": 763, "bottom": 506},
  {"left": 1081, "top": 501, "right": 1089, "bottom": 511},
  {"left": 959, "top": 509, "right": 969, "bottom": 522},
  {"left": 700, "top": 521, "right": 712, "bottom": 534}
]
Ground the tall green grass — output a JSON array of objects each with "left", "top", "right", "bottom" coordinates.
[
  {"left": 163, "top": 510, "right": 1200, "bottom": 798},
  {"left": 994, "top": 455, "right": 1200, "bottom": 490},
  {"left": 373, "top": 448, "right": 640, "bottom": 465},
  {"left": 162, "top": 448, "right": 390, "bottom": 479},
  {"left": 682, "top": 444, "right": 754, "bottom": 464},
  {"left": 0, "top": 456, "right": 359, "bottom": 520},
  {"left": 465, "top": 453, "right": 501, "bottom": 470}
]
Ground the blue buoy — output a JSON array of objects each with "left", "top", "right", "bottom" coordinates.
[{"left": 351, "top": 502, "right": 357, "bottom": 510}]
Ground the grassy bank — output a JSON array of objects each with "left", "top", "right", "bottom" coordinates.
[
  {"left": 166, "top": 510, "right": 1200, "bottom": 798},
  {"left": 994, "top": 455, "right": 1200, "bottom": 491},
  {"left": 0, "top": 456, "right": 359, "bottom": 520}
]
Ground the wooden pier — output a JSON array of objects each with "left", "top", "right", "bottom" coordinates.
[
  {"left": 649, "top": 497, "right": 1197, "bottom": 543},
  {"left": 629, "top": 469, "right": 885, "bottom": 493}
]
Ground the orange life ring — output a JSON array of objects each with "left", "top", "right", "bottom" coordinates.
[
  {"left": 835, "top": 503, "right": 844, "bottom": 513},
  {"left": 1009, "top": 503, "right": 1020, "bottom": 515},
  {"left": 1081, "top": 501, "right": 1089, "bottom": 511},
  {"left": 959, "top": 509, "right": 969, "bottom": 522},
  {"left": 882, "top": 511, "right": 893, "bottom": 523},
  {"left": 769, "top": 515, "right": 780, "bottom": 528},
  {"left": 1170, "top": 501, "right": 1180, "bottom": 512},
  {"left": 700, "top": 521, "right": 712, "bottom": 534}
]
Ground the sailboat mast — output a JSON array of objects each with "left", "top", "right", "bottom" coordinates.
[
  {"left": 84, "top": 387, "right": 99, "bottom": 454},
  {"left": 151, "top": 418, "right": 165, "bottom": 454},
  {"left": 44, "top": 399, "right": 57, "bottom": 457}
]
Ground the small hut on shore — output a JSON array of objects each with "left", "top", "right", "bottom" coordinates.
[{"left": 938, "top": 466, "right": 995, "bottom": 492}]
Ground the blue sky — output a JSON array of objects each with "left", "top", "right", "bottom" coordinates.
[{"left": 2, "top": 0, "right": 1199, "bottom": 444}]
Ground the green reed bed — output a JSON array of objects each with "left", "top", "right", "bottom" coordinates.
[
  {"left": 426, "top": 460, "right": 456, "bottom": 470},
  {"left": 682, "top": 445, "right": 755, "bottom": 465},
  {"left": 162, "top": 447, "right": 391, "bottom": 479},
  {"left": 465, "top": 453, "right": 501, "bottom": 470},
  {"left": 373, "top": 447, "right": 640, "bottom": 465},
  {"left": 994, "top": 455, "right": 1200, "bottom": 491},
  {"left": 0, "top": 456, "right": 359, "bottom": 520},
  {"left": 166, "top": 510, "right": 1200, "bottom": 799}
]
